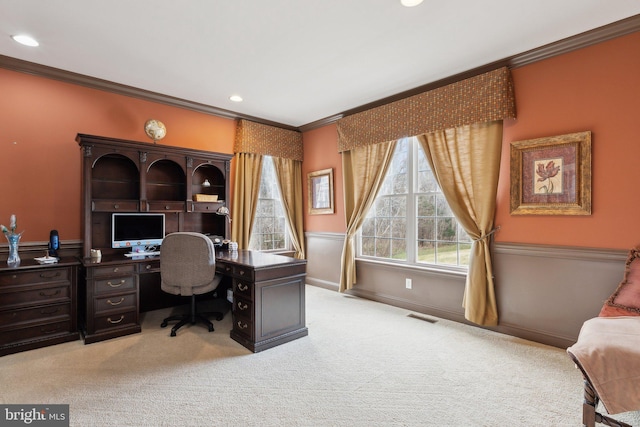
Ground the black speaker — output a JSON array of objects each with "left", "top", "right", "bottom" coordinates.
[{"left": 48, "top": 230, "right": 59, "bottom": 257}]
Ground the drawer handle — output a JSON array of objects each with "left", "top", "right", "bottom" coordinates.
[
  {"left": 146, "top": 264, "right": 152, "bottom": 270},
  {"left": 225, "top": 266, "right": 231, "bottom": 272},
  {"left": 239, "top": 270, "right": 245, "bottom": 276},
  {"left": 39, "top": 289, "right": 61, "bottom": 297},
  {"left": 40, "top": 307, "right": 61, "bottom": 315},
  {"left": 107, "top": 280, "right": 126, "bottom": 287},
  {"left": 165, "top": 205, "right": 170, "bottom": 210},
  {"left": 237, "top": 301, "right": 248, "bottom": 310},
  {"left": 40, "top": 271, "right": 62, "bottom": 279},
  {"left": 41, "top": 325, "right": 62, "bottom": 334},
  {"left": 107, "top": 315, "right": 125, "bottom": 324},
  {"left": 107, "top": 297, "right": 125, "bottom": 306},
  {"left": 113, "top": 267, "right": 119, "bottom": 273},
  {"left": 114, "top": 204, "right": 120, "bottom": 209},
  {"left": 237, "top": 283, "right": 248, "bottom": 292},
  {"left": 236, "top": 321, "right": 248, "bottom": 330}
]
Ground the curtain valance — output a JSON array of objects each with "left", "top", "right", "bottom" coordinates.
[
  {"left": 234, "top": 119, "right": 303, "bottom": 161},
  {"left": 336, "top": 67, "right": 516, "bottom": 152}
]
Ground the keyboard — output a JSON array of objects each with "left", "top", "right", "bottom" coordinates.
[{"left": 124, "top": 251, "right": 160, "bottom": 257}]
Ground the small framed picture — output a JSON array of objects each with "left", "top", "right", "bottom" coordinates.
[
  {"left": 308, "top": 168, "right": 334, "bottom": 215},
  {"left": 510, "top": 131, "right": 591, "bottom": 215}
]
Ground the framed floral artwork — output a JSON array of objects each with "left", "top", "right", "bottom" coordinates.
[
  {"left": 510, "top": 131, "right": 591, "bottom": 215},
  {"left": 308, "top": 168, "right": 334, "bottom": 215}
]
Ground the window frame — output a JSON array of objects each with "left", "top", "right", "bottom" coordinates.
[
  {"left": 248, "top": 156, "right": 291, "bottom": 253},
  {"left": 356, "top": 137, "right": 470, "bottom": 273}
]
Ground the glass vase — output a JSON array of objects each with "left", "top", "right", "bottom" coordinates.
[{"left": 6, "top": 234, "right": 21, "bottom": 267}]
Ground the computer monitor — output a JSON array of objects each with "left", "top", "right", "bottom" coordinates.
[{"left": 111, "top": 213, "right": 165, "bottom": 253}]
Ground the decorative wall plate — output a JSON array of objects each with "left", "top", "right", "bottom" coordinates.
[{"left": 144, "top": 119, "right": 167, "bottom": 142}]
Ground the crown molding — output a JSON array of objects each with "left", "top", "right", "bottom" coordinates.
[
  {"left": 1, "top": 15, "right": 638, "bottom": 134},
  {"left": 0, "top": 54, "right": 298, "bottom": 132}
]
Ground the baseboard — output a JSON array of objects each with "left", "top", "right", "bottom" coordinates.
[
  {"left": 306, "top": 277, "right": 339, "bottom": 291},
  {"left": 347, "top": 287, "right": 468, "bottom": 325}
]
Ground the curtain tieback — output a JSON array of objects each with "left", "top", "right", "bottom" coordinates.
[{"left": 473, "top": 226, "right": 501, "bottom": 242}]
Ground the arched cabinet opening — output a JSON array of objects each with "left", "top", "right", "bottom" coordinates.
[
  {"left": 92, "top": 154, "right": 140, "bottom": 207},
  {"left": 192, "top": 164, "right": 225, "bottom": 202},
  {"left": 145, "top": 159, "right": 186, "bottom": 212}
]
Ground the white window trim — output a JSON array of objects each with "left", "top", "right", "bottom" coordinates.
[{"left": 356, "top": 137, "right": 470, "bottom": 272}]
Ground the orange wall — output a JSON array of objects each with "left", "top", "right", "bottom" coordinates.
[
  {"left": 302, "top": 31, "right": 640, "bottom": 250},
  {"left": 1, "top": 69, "right": 236, "bottom": 243},
  {"left": 496, "top": 31, "right": 640, "bottom": 249},
  {"left": 302, "top": 124, "right": 345, "bottom": 233}
]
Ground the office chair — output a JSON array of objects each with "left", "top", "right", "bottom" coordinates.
[{"left": 159, "top": 232, "right": 224, "bottom": 336}]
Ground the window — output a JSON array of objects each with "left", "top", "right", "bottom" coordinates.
[
  {"left": 359, "top": 137, "right": 471, "bottom": 268},
  {"left": 249, "top": 156, "right": 289, "bottom": 251}
]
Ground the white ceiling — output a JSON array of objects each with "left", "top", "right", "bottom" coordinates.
[{"left": 1, "top": 1, "right": 639, "bottom": 128}]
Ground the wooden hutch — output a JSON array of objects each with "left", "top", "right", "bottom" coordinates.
[{"left": 77, "top": 134, "right": 232, "bottom": 343}]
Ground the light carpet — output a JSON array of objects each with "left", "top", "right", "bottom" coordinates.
[{"left": 1, "top": 285, "right": 639, "bottom": 426}]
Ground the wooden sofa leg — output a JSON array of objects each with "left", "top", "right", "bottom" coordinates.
[
  {"left": 583, "top": 378, "right": 597, "bottom": 427},
  {"left": 583, "top": 378, "right": 632, "bottom": 427}
]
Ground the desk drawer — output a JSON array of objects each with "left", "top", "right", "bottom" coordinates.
[
  {"left": 95, "top": 293, "right": 137, "bottom": 313},
  {"left": 232, "top": 296, "right": 253, "bottom": 320},
  {"left": 191, "top": 202, "right": 220, "bottom": 213},
  {"left": 93, "top": 275, "right": 136, "bottom": 294},
  {"left": 217, "top": 263, "right": 254, "bottom": 281},
  {"left": 91, "top": 264, "right": 136, "bottom": 278},
  {"left": 146, "top": 201, "right": 185, "bottom": 212},
  {"left": 0, "top": 320, "right": 71, "bottom": 346},
  {"left": 0, "top": 285, "right": 70, "bottom": 310},
  {"left": 92, "top": 199, "right": 139, "bottom": 212},
  {"left": 138, "top": 260, "right": 160, "bottom": 274},
  {"left": 234, "top": 280, "right": 252, "bottom": 299},
  {"left": 235, "top": 265, "right": 253, "bottom": 281},
  {"left": 93, "top": 310, "right": 138, "bottom": 334},
  {"left": 0, "top": 303, "right": 70, "bottom": 329},
  {"left": 232, "top": 313, "right": 253, "bottom": 340},
  {"left": 0, "top": 267, "right": 70, "bottom": 286},
  {"left": 217, "top": 263, "right": 233, "bottom": 276}
]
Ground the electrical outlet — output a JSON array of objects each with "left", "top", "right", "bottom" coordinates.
[{"left": 405, "top": 278, "right": 412, "bottom": 289}]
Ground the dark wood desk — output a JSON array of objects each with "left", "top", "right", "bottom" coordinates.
[
  {"left": 216, "top": 250, "right": 307, "bottom": 352},
  {"left": 79, "top": 250, "right": 307, "bottom": 352}
]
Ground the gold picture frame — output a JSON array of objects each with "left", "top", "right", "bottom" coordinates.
[
  {"left": 510, "top": 131, "right": 591, "bottom": 215},
  {"left": 308, "top": 168, "right": 334, "bottom": 215}
]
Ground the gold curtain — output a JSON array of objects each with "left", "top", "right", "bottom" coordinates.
[
  {"left": 231, "top": 152, "right": 263, "bottom": 249},
  {"left": 233, "top": 119, "right": 305, "bottom": 255},
  {"left": 416, "top": 120, "right": 503, "bottom": 326},
  {"left": 340, "top": 140, "right": 397, "bottom": 292},
  {"left": 273, "top": 157, "right": 306, "bottom": 259}
]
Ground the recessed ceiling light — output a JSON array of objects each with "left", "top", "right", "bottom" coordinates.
[
  {"left": 401, "top": 0, "right": 424, "bottom": 6},
  {"left": 11, "top": 35, "right": 39, "bottom": 47},
  {"left": 229, "top": 95, "right": 243, "bottom": 102}
]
